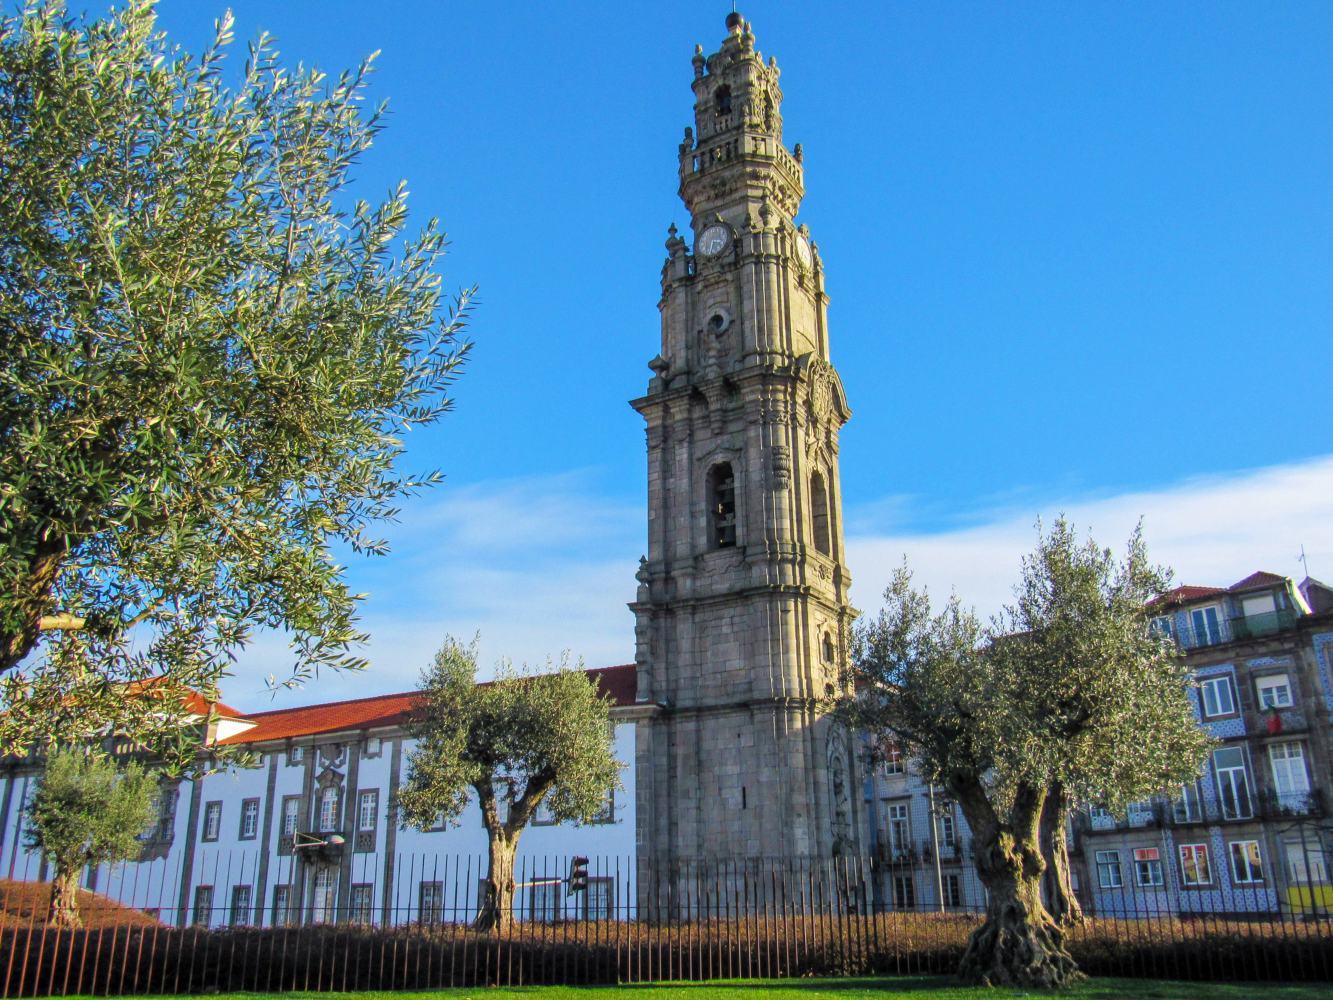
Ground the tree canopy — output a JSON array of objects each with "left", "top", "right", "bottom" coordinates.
[
  {"left": 840, "top": 519, "right": 1209, "bottom": 987},
  {"left": 0, "top": 0, "right": 472, "bottom": 764},
  {"left": 398, "top": 637, "right": 623, "bottom": 931},
  {"left": 25, "top": 749, "right": 159, "bottom": 927}
]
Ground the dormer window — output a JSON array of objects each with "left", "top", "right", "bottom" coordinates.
[
  {"left": 715, "top": 86, "right": 732, "bottom": 116},
  {"left": 710, "top": 463, "right": 737, "bottom": 548}
]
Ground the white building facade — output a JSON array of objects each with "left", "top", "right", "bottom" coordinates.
[{"left": 0, "top": 665, "right": 642, "bottom": 927}]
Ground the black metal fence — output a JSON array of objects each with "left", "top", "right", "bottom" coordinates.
[{"left": 0, "top": 852, "right": 1329, "bottom": 995}]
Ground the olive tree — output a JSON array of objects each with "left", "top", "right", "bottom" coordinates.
[
  {"left": 397, "top": 638, "right": 623, "bottom": 932},
  {"left": 25, "top": 750, "right": 158, "bottom": 927},
  {"left": 840, "top": 520, "right": 1208, "bottom": 988},
  {"left": 0, "top": 0, "right": 471, "bottom": 766}
]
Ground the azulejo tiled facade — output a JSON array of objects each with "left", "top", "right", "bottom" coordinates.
[{"left": 860, "top": 572, "right": 1333, "bottom": 916}]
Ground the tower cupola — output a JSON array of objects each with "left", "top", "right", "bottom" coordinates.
[{"left": 679, "top": 14, "right": 803, "bottom": 226}]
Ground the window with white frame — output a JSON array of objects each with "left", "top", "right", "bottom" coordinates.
[
  {"left": 193, "top": 885, "right": 214, "bottom": 927},
  {"left": 937, "top": 809, "right": 956, "bottom": 849},
  {"left": 281, "top": 796, "right": 300, "bottom": 838},
  {"left": 272, "top": 885, "right": 292, "bottom": 927},
  {"left": 1229, "top": 841, "right": 1263, "bottom": 884},
  {"left": 1213, "top": 746, "right": 1252, "bottom": 819},
  {"left": 1285, "top": 841, "right": 1329, "bottom": 885},
  {"left": 1189, "top": 605, "right": 1224, "bottom": 646},
  {"left": 363, "top": 736, "right": 383, "bottom": 757},
  {"left": 1241, "top": 592, "right": 1277, "bottom": 618},
  {"left": 288, "top": 745, "right": 304, "bottom": 766},
  {"left": 202, "top": 801, "right": 222, "bottom": 842},
  {"left": 1199, "top": 674, "right": 1236, "bottom": 717},
  {"left": 230, "top": 885, "right": 252, "bottom": 926},
  {"left": 886, "top": 802, "right": 910, "bottom": 856},
  {"left": 145, "top": 787, "right": 176, "bottom": 841},
  {"left": 1133, "top": 848, "right": 1164, "bottom": 887},
  {"left": 883, "top": 744, "right": 904, "bottom": 775},
  {"left": 418, "top": 881, "right": 444, "bottom": 924},
  {"left": 1150, "top": 615, "right": 1175, "bottom": 640},
  {"left": 1095, "top": 850, "right": 1123, "bottom": 889},
  {"left": 239, "top": 798, "right": 259, "bottom": 840},
  {"left": 586, "top": 877, "right": 614, "bottom": 920},
  {"left": 531, "top": 881, "right": 564, "bottom": 922},
  {"left": 357, "top": 789, "right": 379, "bottom": 832},
  {"left": 318, "top": 786, "right": 340, "bottom": 832},
  {"left": 1179, "top": 843, "right": 1213, "bottom": 886},
  {"left": 1256, "top": 674, "right": 1293, "bottom": 709},
  {"left": 1172, "top": 781, "right": 1202, "bottom": 823},
  {"left": 1269, "top": 742, "right": 1310, "bottom": 807},
  {"left": 349, "top": 883, "right": 374, "bottom": 925},
  {"left": 892, "top": 874, "right": 915, "bottom": 909},
  {"left": 311, "top": 868, "right": 336, "bottom": 924},
  {"left": 942, "top": 873, "right": 963, "bottom": 908}
]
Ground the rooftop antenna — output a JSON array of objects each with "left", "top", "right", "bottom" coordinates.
[{"left": 1298, "top": 544, "right": 1311, "bottom": 579}]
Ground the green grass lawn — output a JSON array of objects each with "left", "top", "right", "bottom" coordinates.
[{"left": 66, "top": 977, "right": 1333, "bottom": 999}]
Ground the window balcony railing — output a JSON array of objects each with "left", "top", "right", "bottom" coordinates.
[
  {"left": 1258, "top": 787, "right": 1324, "bottom": 819},
  {"left": 1232, "top": 609, "right": 1298, "bottom": 641},
  {"left": 1170, "top": 609, "right": 1298, "bottom": 650},
  {"left": 918, "top": 838, "right": 970, "bottom": 862},
  {"left": 874, "top": 841, "right": 917, "bottom": 865}
]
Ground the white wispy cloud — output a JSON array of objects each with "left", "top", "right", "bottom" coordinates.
[
  {"left": 846, "top": 455, "right": 1333, "bottom": 622},
  {"left": 225, "top": 471, "right": 642, "bottom": 708},
  {"left": 225, "top": 454, "right": 1333, "bottom": 711}
]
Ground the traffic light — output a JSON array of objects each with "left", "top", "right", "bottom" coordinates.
[{"left": 567, "top": 855, "right": 589, "bottom": 896}]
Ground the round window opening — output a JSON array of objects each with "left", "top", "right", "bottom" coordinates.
[{"left": 708, "top": 308, "right": 732, "bottom": 334}]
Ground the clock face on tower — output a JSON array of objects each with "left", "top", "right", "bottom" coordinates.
[
  {"left": 696, "top": 224, "right": 730, "bottom": 258},
  {"left": 794, "top": 233, "right": 813, "bottom": 270}
]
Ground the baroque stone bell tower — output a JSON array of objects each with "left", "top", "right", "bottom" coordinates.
[{"left": 631, "top": 12, "right": 861, "bottom": 863}]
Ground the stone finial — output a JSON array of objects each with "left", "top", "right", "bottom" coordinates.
[
  {"left": 665, "top": 222, "right": 686, "bottom": 255},
  {"left": 648, "top": 354, "right": 669, "bottom": 377},
  {"left": 692, "top": 44, "right": 705, "bottom": 78},
  {"left": 793, "top": 142, "right": 803, "bottom": 163},
  {"left": 725, "top": 10, "right": 743, "bottom": 32}
]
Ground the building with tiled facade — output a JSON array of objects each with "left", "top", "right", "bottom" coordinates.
[{"left": 857, "top": 571, "right": 1333, "bottom": 917}]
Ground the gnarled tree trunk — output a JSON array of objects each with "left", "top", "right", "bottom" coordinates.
[
  {"left": 473, "top": 831, "right": 516, "bottom": 933},
  {"left": 955, "top": 781, "right": 1082, "bottom": 988},
  {"left": 48, "top": 867, "right": 82, "bottom": 928},
  {"left": 1040, "top": 785, "right": 1083, "bottom": 925}
]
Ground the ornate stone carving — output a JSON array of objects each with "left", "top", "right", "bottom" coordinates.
[
  {"left": 771, "top": 444, "right": 791, "bottom": 491},
  {"left": 826, "top": 732, "right": 853, "bottom": 856}
]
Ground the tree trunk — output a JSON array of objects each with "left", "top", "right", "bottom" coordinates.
[
  {"left": 1040, "top": 788, "right": 1084, "bottom": 925},
  {"left": 953, "top": 782, "right": 1082, "bottom": 989},
  {"left": 473, "top": 832, "right": 516, "bottom": 933},
  {"left": 2, "top": 537, "right": 68, "bottom": 673},
  {"left": 48, "top": 867, "right": 82, "bottom": 929}
]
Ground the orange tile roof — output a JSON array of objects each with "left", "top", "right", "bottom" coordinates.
[
  {"left": 217, "top": 663, "right": 637, "bottom": 746},
  {"left": 120, "top": 677, "right": 246, "bottom": 720},
  {"left": 1228, "top": 571, "right": 1287, "bottom": 593},
  {"left": 1149, "top": 571, "right": 1290, "bottom": 609},
  {"left": 1149, "top": 585, "right": 1226, "bottom": 609}
]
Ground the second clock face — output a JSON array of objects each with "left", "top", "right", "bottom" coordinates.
[
  {"left": 697, "top": 224, "right": 730, "bottom": 258},
  {"left": 795, "top": 234, "right": 813, "bottom": 270}
]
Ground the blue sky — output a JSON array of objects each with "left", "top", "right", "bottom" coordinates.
[{"left": 143, "top": 1, "right": 1333, "bottom": 705}]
